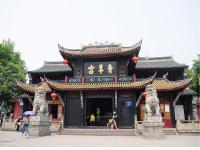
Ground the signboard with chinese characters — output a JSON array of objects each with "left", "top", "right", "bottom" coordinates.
[
  {"left": 124, "top": 101, "right": 132, "bottom": 107},
  {"left": 84, "top": 76, "right": 115, "bottom": 83},
  {"left": 174, "top": 105, "right": 185, "bottom": 120},
  {"left": 84, "top": 61, "right": 116, "bottom": 76}
]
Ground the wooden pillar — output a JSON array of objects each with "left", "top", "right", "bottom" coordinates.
[
  {"left": 170, "top": 94, "right": 176, "bottom": 128},
  {"left": 65, "top": 76, "right": 68, "bottom": 83},
  {"left": 188, "top": 96, "right": 194, "bottom": 120},
  {"left": 133, "top": 92, "right": 137, "bottom": 129},
  {"left": 57, "top": 104, "right": 62, "bottom": 120},
  {"left": 114, "top": 74, "right": 118, "bottom": 112},
  {"left": 114, "top": 90, "right": 118, "bottom": 111},
  {"left": 132, "top": 74, "right": 136, "bottom": 82},
  {"left": 13, "top": 100, "right": 20, "bottom": 120},
  {"left": 80, "top": 90, "right": 84, "bottom": 126},
  {"left": 64, "top": 94, "right": 68, "bottom": 128},
  {"left": 114, "top": 90, "right": 118, "bottom": 127}
]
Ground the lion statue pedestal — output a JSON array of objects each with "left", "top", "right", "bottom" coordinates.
[
  {"left": 29, "top": 116, "right": 51, "bottom": 136},
  {"left": 142, "top": 84, "right": 166, "bottom": 139},
  {"left": 29, "top": 85, "right": 51, "bottom": 136}
]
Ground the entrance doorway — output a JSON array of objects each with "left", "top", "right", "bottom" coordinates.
[{"left": 85, "top": 98, "right": 113, "bottom": 126}]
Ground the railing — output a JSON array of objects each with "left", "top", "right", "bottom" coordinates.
[
  {"left": 135, "top": 121, "right": 143, "bottom": 133},
  {"left": 176, "top": 120, "right": 200, "bottom": 133}
]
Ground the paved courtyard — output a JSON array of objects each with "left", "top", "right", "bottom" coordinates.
[{"left": 0, "top": 131, "right": 199, "bottom": 147}]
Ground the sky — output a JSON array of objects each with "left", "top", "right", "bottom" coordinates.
[{"left": 0, "top": 0, "right": 199, "bottom": 71}]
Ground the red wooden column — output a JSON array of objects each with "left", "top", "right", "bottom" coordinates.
[
  {"left": 132, "top": 74, "right": 136, "bottom": 82},
  {"left": 13, "top": 100, "right": 20, "bottom": 120},
  {"left": 57, "top": 104, "right": 63, "bottom": 120},
  {"left": 163, "top": 103, "right": 172, "bottom": 128}
]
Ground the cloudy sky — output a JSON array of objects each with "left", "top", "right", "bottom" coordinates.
[{"left": 0, "top": 0, "right": 199, "bottom": 71}]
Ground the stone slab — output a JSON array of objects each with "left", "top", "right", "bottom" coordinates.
[{"left": 142, "top": 121, "right": 166, "bottom": 140}]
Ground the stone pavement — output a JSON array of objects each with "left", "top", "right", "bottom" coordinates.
[{"left": 0, "top": 131, "right": 199, "bottom": 147}]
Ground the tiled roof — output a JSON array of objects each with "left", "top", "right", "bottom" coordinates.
[
  {"left": 16, "top": 81, "right": 52, "bottom": 93},
  {"left": 46, "top": 77, "right": 152, "bottom": 91},
  {"left": 28, "top": 61, "right": 72, "bottom": 74},
  {"left": 136, "top": 56, "right": 188, "bottom": 69},
  {"left": 17, "top": 77, "right": 191, "bottom": 92},
  {"left": 45, "top": 78, "right": 190, "bottom": 91},
  {"left": 59, "top": 40, "right": 142, "bottom": 58},
  {"left": 152, "top": 78, "right": 191, "bottom": 91},
  {"left": 180, "top": 88, "right": 197, "bottom": 96}
]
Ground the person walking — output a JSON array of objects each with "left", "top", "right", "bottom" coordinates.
[
  {"left": 96, "top": 108, "right": 100, "bottom": 126},
  {"left": 22, "top": 115, "right": 29, "bottom": 137},
  {"left": 90, "top": 114, "right": 95, "bottom": 126}
]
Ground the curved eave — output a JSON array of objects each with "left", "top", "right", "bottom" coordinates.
[
  {"left": 16, "top": 81, "right": 36, "bottom": 93},
  {"left": 28, "top": 70, "right": 71, "bottom": 74},
  {"left": 46, "top": 78, "right": 151, "bottom": 91},
  {"left": 135, "top": 65, "right": 187, "bottom": 70},
  {"left": 46, "top": 78, "right": 190, "bottom": 91},
  {"left": 180, "top": 88, "right": 197, "bottom": 96},
  {"left": 28, "top": 64, "right": 72, "bottom": 74},
  {"left": 59, "top": 40, "right": 142, "bottom": 58},
  {"left": 16, "top": 81, "right": 52, "bottom": 93},
  {"left": 153, "top": 79, "right": 191, "bottom": 91}
]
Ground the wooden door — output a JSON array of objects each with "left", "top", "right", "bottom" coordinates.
[
  {"left": 68, "top": 98, "right": 81, "bottom": 126},
  {"left": 118, "top": 99, "right": 133, "bottom": 127}
]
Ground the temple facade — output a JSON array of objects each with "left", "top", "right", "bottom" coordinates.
[{"left": 16, "top": 40, "right": 197, "bottom": 128}]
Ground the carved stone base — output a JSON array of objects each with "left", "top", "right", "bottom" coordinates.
[
  {"left": 29, "top": 116, "right": 51, "bottom": 136},
  {"left": 142, "top": 119, "right": 166, "bottom": 140}
]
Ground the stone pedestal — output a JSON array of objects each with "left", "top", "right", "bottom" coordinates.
[
  {"left": 142, "top": 116, "right": 166, "bottom": 139},
  {"left": 29, "top": 116, "right": 51, "bottom": 136}
]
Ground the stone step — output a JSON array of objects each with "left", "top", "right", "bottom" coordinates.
[
  {"left": 59, "top": 129, "right": 137, "bottom": 136},
  {"left": 163, "top": 128, "right": 177, "bottom": 135}
]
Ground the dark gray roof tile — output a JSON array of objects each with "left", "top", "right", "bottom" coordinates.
[
  {"left": 28, "top": 61, "right": 72, "bottom": 73},
  {"left": 181, "top": 88, "right": 197, "bottom": 96},
  {"left": 136, "top": 56, "right": 188, "bottom": 69}
]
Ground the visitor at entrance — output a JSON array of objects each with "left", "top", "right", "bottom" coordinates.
[
  {"left": 96, "top": 108, "right": 100, "bottom": 126},
  {"left": 90, "top": 114, "right": 95, "bottom": 126},
  {"left": 15, "top": 115, "right": 23, "bottom": 131},
  {"left": 86, "top": 115, "right": 90, "bottom": 126},
  {"left": 112, "top": 111, "right": 118, "bottom": 129},
  {"left": 107, "top": 111, "right": 118, "bottom": 129}
]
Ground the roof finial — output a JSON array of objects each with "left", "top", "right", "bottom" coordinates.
[
  {"left": 40, "top": 77, "right": 44, "bottom": 82},
  {"left": 163, "top": 72, "right": 168, "bottom": 79}
]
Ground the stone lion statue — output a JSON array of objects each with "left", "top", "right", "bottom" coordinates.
[
  {"left": 33, "top": 85, "right": 48, "bottom": 117},
  {"left": 144, "top": 84, "right": 161, "bottom": 120}
]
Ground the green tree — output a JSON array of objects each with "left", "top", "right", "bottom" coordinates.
[
  {"left": 0, "top": 39, "right": 27, "bottom": 113},
  {"left": 187, "top": 54, "right": 200, "bottom": 93}
]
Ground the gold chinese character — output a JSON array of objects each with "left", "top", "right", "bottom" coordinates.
[
  {"left": 88, "top": 65, "right": 95, "bottom": 74},
  {"left": 98, "top": 64, "right": 104, "bottom": 74},
  {"left": 107, "top": 64, "right": 113, "bottom": 74}
]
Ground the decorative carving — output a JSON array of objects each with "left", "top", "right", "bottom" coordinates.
[
  {"left": 142, "top": 84, "right": 165, "bottom": 139},
  {"left": 144, "top": 84, "right": 162, "bottom": 122},
  {"left": 32, "top": 85, "right": 48, "bottom": 117}
]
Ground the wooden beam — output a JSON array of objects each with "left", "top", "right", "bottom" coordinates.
[
  {"left": 173, "top": 92, "right": 182, "bottom": 107},
  {"left": 136, "top": 93, "right": 143, "bottom": 107}
]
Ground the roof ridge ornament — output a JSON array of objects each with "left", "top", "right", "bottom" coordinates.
[
  {"left": 163, "top": 72, "right": 168, "bottom": 79},
  {"left": 58, "top": 40, "right": 141, "bottom": 58},
  {"left": 81, "top": 41, "right": 121, "bottom": 49}
]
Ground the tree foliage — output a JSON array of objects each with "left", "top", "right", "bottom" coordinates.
[
  {"left": 0, "top": 39, "right": 27, "bottom": 107},
  {"left": 187, "top": 54, "right": 200, "bottom": 94}
]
